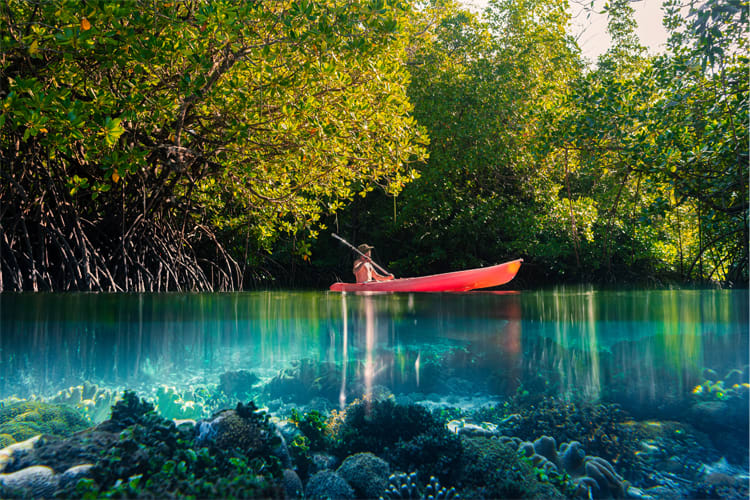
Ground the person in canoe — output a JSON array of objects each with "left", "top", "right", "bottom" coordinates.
[{"left": 353, "top": 244, "right": 394, "bottom": 283}]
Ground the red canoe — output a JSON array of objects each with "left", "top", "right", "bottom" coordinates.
[{"left": 329, "top": 259, "right": 523, "bottom": 292}]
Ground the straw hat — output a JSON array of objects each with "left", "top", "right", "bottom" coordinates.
[{"left": 357, "top": 243, "right": 374, "bottom": 253}]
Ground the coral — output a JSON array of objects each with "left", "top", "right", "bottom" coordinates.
[
  {"left": 383, "top": 473, "right": 459, "bottom": 500},
  {"left": 383, "top": 472, "right": 420, "bottom": 499},
  {"left": 47, "top": 382, "right": 117, "bottom": 423},
  {"left": 446, "top": 419, "right": 498, "bottom": 438},
  {"left": 305, "top": 470, "right": 355, "bottom": 499},
  {"left": 153, "top": 385, "right": 209, "bottom": 420},
  {"left": 337, "top": 452, "right": 390, "bottom": 499},
  {"left": 105, "top": 390, "right": 157, "bottom": 431},
  {"left": 516, "top": 436, "right": 628, "bottom": 499},
  {"left": 282, "top": 468, "right": 303, "bottom": 499},
  {"left": 6, "top": 428, "right": 118, "bottom": 474},
  {"left": 423, "top": 475, "right": 459, "bottom": 500},
  {"left": 0, "top": 435, "right": 13, "bottom": 449},
  {"left": 506, "top": 397, "right": 641, "bottom": 478},
  {"left": 389, "top": 427, "right": 463, "bottom": 483},
  {"left": 559, "top": 440, "right": 586, "bottom": 476},
  {"left": 197, "top": 402, "right": 282, "bottom": 461},
  {"left": 0, "top": 436, "right": 41, "bottom": 473},
  {"left": 332, "top": 399, "right": 461, "bottom": 483},
  {"left": 332, "top": 399, "right": 439, "bottom": 457},
  {"left": 0, "top": 465, "right": 58, "bottom": 498},
  {"left": 532, "top": 436, "right": 558, "bottom": 465},
  {"left": 583, "top": 456, "right": 627, "bottom": 498},
  {"left": 311, "top": 452, "right": 338, "bottom": 473},
  {"left": 688, "top": 383, "right": 749, "bottom": 465},
  {"left": 219, "top": 369, "right": 260, "bottom": 397},
  {"left": 0, "top": 401, "right": 89, "bottom": 443},
  {"left": 58, "top": 463, "right": 94, "bottom": 489},
  {"left": 454, "top": 436, "right": 564, "bottom": 500}
]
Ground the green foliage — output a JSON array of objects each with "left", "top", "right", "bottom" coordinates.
[
  {"left": 319, "top": 0, "right": 586, "bottom": 281},
  {"left": 318, "top": 0, "right": 746, "bottom": 288},
  {"left": 0, "top": 0, "right": 426, "bottom": 291},
  {"left": 1, "top": 0, "right": 745, "bottom": 288},
  {"left": 552, "top": 0, "right": 748, "bottom": 285}
]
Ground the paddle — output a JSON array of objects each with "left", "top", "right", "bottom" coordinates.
[{"left": 332, "top": 233, "right": 393, "bottom": 277}]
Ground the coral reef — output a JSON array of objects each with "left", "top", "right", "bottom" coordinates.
[
  {"left": 423, "top": 475, "right": 459, "bottom": 500},
  {"left": 196, "top": 401, "right": 283, "bottom": 462},
  {"left": 105, "top": 390, "right": 158, "bottom": 430},
  {"left": 337, "top": 452, "right": 390, "bottom": 499},
  {"left": 332, "top": 399, "right": 435, "bottom": 456},
  {"left": 0, "top": 462, "right": 95, "bottom": 498},
  {"left": 454, "top": 436, "right": 564, "bottom": 499},
  {"left": 687, "top": 367, "right": 750, "bottom": 465},
  {"left": 503, "top": 397, "right": 642, "bottom": 479},
  {"left": 290, "top": 408, "right": 330, "bottom": 452},
  {"left": 515, "top": 435, "right": 629, "bottom": 499},
  {"left": 332, "top": 399, "right": 462, "bottom": 482},
  {"left": 28, "top": 392, "right": 285, "bottom": 499},
  {"left": 389, "top": 427, "right": 463, "bottom": 483}
]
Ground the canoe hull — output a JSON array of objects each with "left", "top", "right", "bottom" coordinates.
[{"left": 329, "top": 259, "right": 522, "bottom": 292}]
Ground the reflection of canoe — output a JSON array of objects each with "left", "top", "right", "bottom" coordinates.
[{"left": 329, "top": 259, "right": 523, "bottom": 293}]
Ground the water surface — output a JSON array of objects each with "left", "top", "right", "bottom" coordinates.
[{"left": 1, "top": 288, "right": 746, "bottom": 417}]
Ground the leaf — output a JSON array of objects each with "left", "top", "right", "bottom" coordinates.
[
  {"left": 112, "top": 172, "right": 120, "bottom": 183},
  {"left": 81, "top": 18, "right": 91, "bottom": 31}
]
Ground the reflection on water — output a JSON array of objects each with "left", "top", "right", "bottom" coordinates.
[{"left": 0, "top": 289, "right": 747, "bottom": 415}]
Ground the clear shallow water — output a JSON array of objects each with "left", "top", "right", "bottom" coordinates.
[{"left": 0, "top": 288, "right": 747, "bottom": 416}]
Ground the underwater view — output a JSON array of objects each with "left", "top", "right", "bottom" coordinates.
[{"left": 0, "top": 288, "right": 747, "bottom": 498}]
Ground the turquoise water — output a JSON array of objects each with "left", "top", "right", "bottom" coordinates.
[{"left": 0, "top": 288, "right": 746, "bottom": 415}]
